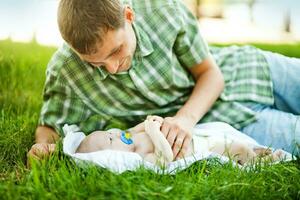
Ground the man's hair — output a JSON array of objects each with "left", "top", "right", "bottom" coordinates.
[{"left": 57, "top": 0, "right": 125, "bottom": 54}]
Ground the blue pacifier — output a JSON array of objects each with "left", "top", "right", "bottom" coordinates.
[{"left": 120, "top": 131, "right": 133, "bottom": 145}]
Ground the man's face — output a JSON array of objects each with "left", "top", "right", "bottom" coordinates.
[{"left": 79, "top": 10, "right": 137, "bottom": 74}]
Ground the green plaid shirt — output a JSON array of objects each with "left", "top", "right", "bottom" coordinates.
[{"left": 39, "top": 0, "right": 274, "bottom": 135}]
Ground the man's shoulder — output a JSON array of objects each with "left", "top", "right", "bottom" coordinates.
[
  {"left": 130, "top": 0, "right": 183, "bottom": 35},
  {"left": 130, "top": 0, "right": 192, "bottom": 32},
  {"left": 129, "top": 0, "right": 178, "bottom": 14},
  {"left": 46, "top": 43, "right": 79, "bottom": 77}
]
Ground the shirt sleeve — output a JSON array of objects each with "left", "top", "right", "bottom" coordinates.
[
  {"left": 173, "top": 0, "right": 210, "bottom": 69},
  {"left": 39, "top": 66, "right": 106, "bottom": 136}
]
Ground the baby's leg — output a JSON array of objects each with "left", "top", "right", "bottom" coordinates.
[
  {"left": 254, "top": 148, "right": 286, "bottom": 162},
  {"left": 210, "top": 141, "right": 256, "bottom": 165},
  {"left": 270, "top": 149, "right": 286, "bottom": 161},
  {"left": 234, "top": 146, "right": 286, "bottom": 164},
  {"left": 211, "top": 139, "right": 287, "bottom": 165}
]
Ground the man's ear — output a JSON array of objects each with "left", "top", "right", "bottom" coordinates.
[{"left": 124, "top": 6, "right": 135, "bottom": 23}]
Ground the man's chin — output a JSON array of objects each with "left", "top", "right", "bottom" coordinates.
[
  {"left": 118, "top": 58, "right": 132, "bottom": 72},
  {"left": 117, "top": 67, "right": 130, "bottom": 73}
]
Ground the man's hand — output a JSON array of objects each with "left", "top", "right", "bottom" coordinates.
[
  {"left": 161, "top": 116, "right": 194, "bottom": 159},
  {"left": 27, "top": 143, "right": 56, "bottom": 161},
  {"left": 27, "top": 125, "right": 60, "bottom": 165}
]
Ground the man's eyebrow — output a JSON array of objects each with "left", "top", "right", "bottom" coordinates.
[{"left": 104, "top": 45, "right": 121, "bottom": 60}]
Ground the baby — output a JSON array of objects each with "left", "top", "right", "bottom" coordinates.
[{"left": 76, "top": 116, "right": 284, "bottom": 166}]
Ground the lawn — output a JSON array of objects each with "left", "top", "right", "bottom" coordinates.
[{"left": 0, "top": 39, "right": 299, "bottom": 199}]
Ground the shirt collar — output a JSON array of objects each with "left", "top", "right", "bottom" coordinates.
[{"left": 132, "top": 22, "right": 154, "bottom": 57}]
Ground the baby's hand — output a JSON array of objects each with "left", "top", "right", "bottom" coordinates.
[{"left": 146, "top": 115, "right": 163, "bottom": 124}]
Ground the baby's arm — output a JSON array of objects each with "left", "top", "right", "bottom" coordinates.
[
  {"left": 128, "top": 116, "right": 164, "bottom": 134},
  {"left": 144, "top": 117, "right": 173, "bottom": 165},
  {"left": 127, "top": 122, "right": 145, "bottom": 133}
]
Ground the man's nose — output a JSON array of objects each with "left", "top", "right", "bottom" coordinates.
[{"left": 105, "top": 60, "right": 119, "bottom": 74}]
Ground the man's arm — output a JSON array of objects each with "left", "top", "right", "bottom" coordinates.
[
  {"left": 35, "top": 125, "right": 60, "bottom": 143},
  {"left": 177, "top": 55, "right": 224, "bottom": 124},
  {"left": 162, "top": 55, "right": 225, "bottom": 158},
  {"left": 160, "top": 0, "right": 225, "bottom": 159}
]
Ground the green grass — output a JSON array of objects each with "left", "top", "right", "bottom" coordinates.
[{"left": 0, "top": 39, "right": 300, "bottom": 199}]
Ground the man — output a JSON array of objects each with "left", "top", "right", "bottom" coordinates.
[{"left": 28, "top": 0, "right": 299, "bottom": 160}]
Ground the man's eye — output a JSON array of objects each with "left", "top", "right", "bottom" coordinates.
[{"left": 114, "top": 47, "right": 122, "bottom": 55}]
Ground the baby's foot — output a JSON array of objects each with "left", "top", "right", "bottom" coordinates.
[
  {"left": 253, "top": 147, "right": 272, "bottom": 157},
  {"left": 271, "top": 149, "right": 285, "bottom": 161}
]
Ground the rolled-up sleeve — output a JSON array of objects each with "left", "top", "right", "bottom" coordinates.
[{"left": 173, "top": 0, "right": 210, "bottom": 69}]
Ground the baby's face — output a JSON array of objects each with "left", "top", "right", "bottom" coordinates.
[{"left": 93, "top": 130, "right": 135, "bottom": 152}]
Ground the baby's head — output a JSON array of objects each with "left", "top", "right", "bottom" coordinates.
[{"left": 76, "top": 129, "right": 135, "bottom": 153}]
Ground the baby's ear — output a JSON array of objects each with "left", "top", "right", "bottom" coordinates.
[{"left": 253, "top": 147, "right": 272, "bottom": 156}]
